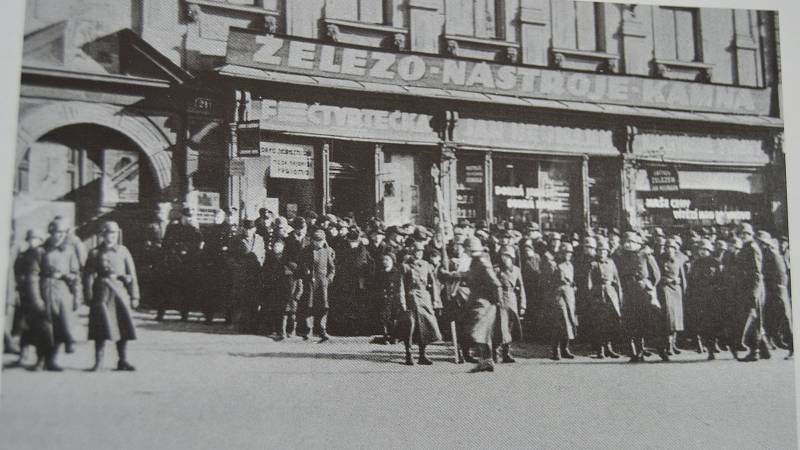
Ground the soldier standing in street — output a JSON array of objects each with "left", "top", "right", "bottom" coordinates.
[
  {"left": 10, "top": 229, "right": 45, "bottom": 367},
  {"left": 298, "top": 228, "right": 336, "bottom": 342},
  {"left": 27, "top": 217, "right": 82, "bottom": 371},
  {"left": 574, "top": 236, "right": 597, "bottom": 349},
  {"left": 657, "top": 238, "right": 687, "bottom": 357},
  {"left": 441, "top": 227, "right": 477, "bottom": 362},
  {"left": 586, "top": 240, "right": 623, "bottom": 359},
  {"left": 690, "top": 239, "right": 724, "bottom": 360},
  {"left": 83, "top": 222, "right": 139, "bottom": 371},
  {"left": 398, "top": 240, "right": 442, "bottom": 365},
  {"left": 495, "top": 245, "right": 526, "bottom": 363},
  {"left": 757, "top": 231, "right": 792, "bottom": 357},
  {"left": 616, "top": 232, "right": 662, "bottom": 362},
  {"left": 263, "top": 238, "right": 302, "bottom": 340},
  {"left": 203, "top": 208, "right": 237, "bottom": 324},
  {"left": 140, "top": 203, "right": 171, "bottom": 311},
  {"left": 234, "top": 219, "right": 266, "bottom": 333},
  {"left": 737, "top": 223, "right": 770, "bottom": 362},
  {"left": 548, "top": 243, "right": 578, "bottom": 360},
  {"left": 159, "top": 208, "right": 204, "bottom": 321},
  {"left": 375, "top": 252, "right": 403, "bottom": 344}
]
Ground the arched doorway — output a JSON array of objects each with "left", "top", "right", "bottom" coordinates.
[{"left": 14, "top": 123, "right": 160, "bottom": 251}]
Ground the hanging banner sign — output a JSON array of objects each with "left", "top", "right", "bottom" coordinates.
[
  {"left": 102, "top": 149, "right": 139, "bottom": 204},
  {"left": 226, "top": 29, "right": 772, "bottom": 116},
  {"left": 237, "top": 121, "right": 261, "bottom": 156},
  {"left": 646, "top": 166, "right": 680, "bottom": 192},
  {"left": 264, "top": 142, "right": 314, "bottom": 180},
  {"left": 187, "top": 191, "right": 221, "bottom": 225}
]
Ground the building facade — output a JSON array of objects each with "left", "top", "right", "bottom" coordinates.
[{"left": 15, "top": 0, "right": 785, "bottom": 248}]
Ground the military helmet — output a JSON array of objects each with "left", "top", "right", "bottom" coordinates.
[{"left": 464, "top": 237, "right": 484, "bottom": 253}]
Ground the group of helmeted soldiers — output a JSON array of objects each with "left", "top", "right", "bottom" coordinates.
[{"left": 7, "top": 217, "right": 139, "bottom": 372}]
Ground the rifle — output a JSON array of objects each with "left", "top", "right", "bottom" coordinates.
[{"left": 431, "top": 164, "right": 461, "bottom": 364}]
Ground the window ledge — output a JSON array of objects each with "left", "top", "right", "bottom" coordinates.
[
  {"left": 442, "top": 34, "right": 520, "bottom": 63},
  {"left": 185, "top": 0, "right": 279, "bottom": 17},
  {"left": 443, "top": 34, "right": 520, "bottom": 49},
  {"left": 653, "top": 59, "right": 713, "bottom": 82},
  {"left": 551, "top": 48, "right": 620, "bottom": 73},
  {"left": 322, "top": 18, "right": 409, "bottom": 50}
]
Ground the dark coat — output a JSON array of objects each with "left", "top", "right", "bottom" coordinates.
[
  {"left": 440, "top": 254, "right": 501, "bottom": 345},
  {"left": 14, "top": 247, "right": 46, "bottom": 348},
  {"left": 587, "top": 257, "right": 623, "bottom": 340},
  {"left": 548, "top": 260, "right": 577, "bottom": 340},
  {"left": 84, "top": 243, "right": 139, "bottom": 342},
  {"left": 736, "top": 240, "right": 764, "bottom": 310},
  {"left": 374, "top": 267, "right": 403, "bottom": 324},
  {"left": 496, "top": 265, "right": 525, "bottom": 344},
  {"left": 29, "top": 239, "right": 82, "bottom": 348},
  {"left": 615, "top": 248, "right": 661, "bottom": 338},
  {"left": 263, "top": 251, "right": 302, "bottom": 314},
  {"left": 657, "top": 255, "right": 687, "bottom": 333},
  {"left": 398, "top": 258, "right": 442, "bottom": 345},
  {"left": 688, "top": 255, "right": 722, "bottom": 337},
  {"left": 299, "top": 243, "right": 336, "bottom": 310},
  {"left": 762, "top": 244, "right": 791, "bottom": 332}
]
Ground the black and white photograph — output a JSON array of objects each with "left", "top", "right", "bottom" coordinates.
[{"left": 0, "top": 0, "right": 798, "bottom": 448}]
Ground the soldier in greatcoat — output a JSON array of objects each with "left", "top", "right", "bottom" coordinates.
[
  {"left": 27, "top": 217, "right": 82, "bottom": 371},
  {"left": 374, "top": 252, "right": 403, "bottom": 344},
  {"left": 737, "top": 223, "right": 770, "bottom": 361},
  {"left": 140, "top": 203, "right": 171, "bottom": 311},
  {"left": 331, "top": 227, "right": 370, "bottom": 336},
  {"left": 11, "top": 229, "right": 45, "bottom": 366},
  {"left": 84, "top": 221, "right": 139, "bottom": 371},
  {"left": 689, "top": 239, "right": 724, "bottom": 360},
  {"left": 159, "top": 208, "right": 204, "bottom": 321},
  {"left": 440, "top": 234, "right": 478, "bottom": 363},
  {"left": 202, "top": 209, "right": 238, "bottom": 324},
  {"left": 234, "top": 219, "right": 266, "bottom": 334},
  {"left": 439, "top": 237, "right": 502, "bottom": 372},
  {"left": 495, "top": 245, "right": 526, "bottom": 363},
  {"left": 520, "top": 240, "right": 542, "bottom": 342},
  {"left": 398, "top": 240, "right": 442, "bottom": 365},
  {"left": 547, "top": 243, "right": 578, "bottom": 360},
  {"left": 586, "top": 240, "right": 623, "bottom": 359},
  {"left": 574, "top": 236, "right": 597, "bottom": 347},
  {"left": 657, "top": 238, "right": 687, "bottom": 357},
  {"left": 615, "top": 231, "right": 662, "bottom": 362},
  {"left": 298, "top": 228, "right": 336, "bottom": 342},
  {"left": 757, "top": 231, "right": 792, "bottom": 357},
  {"left": 263, "top": 238, "right": 302, "bottom": 339}
]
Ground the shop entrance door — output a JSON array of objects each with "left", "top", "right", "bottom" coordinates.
[{"left": 329, "top": 143, "right": 374, "bottom": 225}]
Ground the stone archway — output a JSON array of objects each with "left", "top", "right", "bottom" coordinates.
[{"left": 16, "top": 101, "right": 174, "bottom": 191}]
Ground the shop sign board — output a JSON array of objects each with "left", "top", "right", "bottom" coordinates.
[
  {"left": 187, "top": 191, "right": 220, "bottom": 225},
  {"left": 633, "top": 133, "right": 769, "bottom": 165},
  {"left": 226, "top": 29, "right": 772, "bottom": 116},
  {"left": 251, "top": 98, "right": 438, "bottom": 143},
  {"left": 646, "top": 166, "right": 680, "bottom": 192},
  {"left": 455, "top": 118, "right": 617, "bottom": 155},
  {"left": 237, "top": 121, "right": 261, "bottom": 156},
  {"left": 494, "top": 185, "right": 569, "bottom": 211},
  {"left": 102, "top": 149, "right": 139, "bottom": 204},
  {"left": 229, "top": 158, "right": 246, "bottom": 176},
  {"left": 643, "top": 196, "right": 752, "bottom": 223},
  {"left": 465, "top": 165, "right": 484, "bottom": 184},
  {"left": 263, "top": 142, "right": 314, "bottom": 180}
]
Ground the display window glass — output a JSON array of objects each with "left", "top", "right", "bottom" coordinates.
[{"left": 455, "top": 152, "right": 486, "bottom": 224}]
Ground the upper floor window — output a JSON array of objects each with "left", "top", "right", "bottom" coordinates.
[
  {"left": 654, "top": 7, "right": 700, "bottom": 62},
  {"left": 326, "top": 0, "right": 387, "bottom": 25},
  {"left": 446, "top": 0, "right": 504, "bottom": 39},
  {"left": 552, "top": 1, "right": 604, "bottom": 52}
]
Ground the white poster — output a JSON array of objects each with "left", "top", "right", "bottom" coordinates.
[
  {"left": 102, "top": 149, "right": 139, "bottom": 204},
  {"left": 263, "top": 142, "right": 314, "bottom": 180}
]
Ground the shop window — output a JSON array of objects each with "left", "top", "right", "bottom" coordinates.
[
  {"left": 326, "top": 0, "right": 387, "bottom": 25},
  {"left": 492, "top": 156, "right": 578, "bottom": 232},
  {"left": 588, "top": 158, "right": 619, "bottom": 231},
  {"left": 654, "top": 7, "right": 700, "bottom": 62},
  {"left": 446, "top": 0, "right": 504, "bottom": 39},
  {"left": 456, "top": 153, "right": 486, "bottom": 224},
  {"left": 552, "top": 1, "right": 603, "bottom": 52}
]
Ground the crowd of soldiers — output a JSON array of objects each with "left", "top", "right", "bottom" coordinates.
[{"left": 3, "top": 204, "right": 793, "bottom": 374}]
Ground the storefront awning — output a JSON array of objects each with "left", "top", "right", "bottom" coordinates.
[{"left": 217, "top": 64, "right": 783, "bottom": 129}]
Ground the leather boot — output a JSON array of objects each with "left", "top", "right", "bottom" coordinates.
[
  {"left": 551, "top": 344, "right": 561, "bottom": 361},
  {"left": 759, "top": 340, "right": 772, "bottom": 360},
  {"left": 462, "top": 346, "right": 478, "bottom": 364},
  {"left": 44, "top": 350, "right": 63, "bottom": 372},
  {"left": 418, "top": 346, "right": 433, "bottom": 365},
  {"left": 404, "top": 348, "right": 414, "bottom": 366},
  {"left": 90, "top": 344, "right": 104, "bottom": 372},
  {"left": 605, "top": 343, "right": 620, "bottom": 359},
  {"left": 561, "top": 339, "right": 575, "bottom": 359},
  {"left": 595, "top": 343, "right": 606, "bottom": 359},
  {"left": 501, "top": 344, "right": 515, "bottom": 363}
]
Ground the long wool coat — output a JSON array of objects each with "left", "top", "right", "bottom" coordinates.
[
  {"left": 29, "top": 239, "right": 82, "bottom": 348},
  {"left": 299, "top": 243, "right": 336, "bottom": 311},
  {"left": 440, "top": 254, "right": 502, "bottom": 345},
  {"left": 84, "top": 243, "right": 139, "bottom": 342},
  {"left": 549, "top": 260, "right": 578, "bottom": 340},
  {"left": 688, "top": 255, "right": 722, "bottom": 338},
  {"left": 615, "top": 249, "right": 661, "bottom": 339},
  {"left": 586, "top": 257, "right": 623, "bottom": 340},
  {"left": 374, "top": 267, "right": 403, "bottom": 324},
  {"left": 496, "top": 265, "right": 526, "bottom": 344},
  {"left": 657, "top": 255, "right": 687, "bottom": 334},
  {"left": 762, "top": 245, "right": 792, "bottom": 333},
  {"left": 398, "top": 258, "right": 442, "bottom": 345}
]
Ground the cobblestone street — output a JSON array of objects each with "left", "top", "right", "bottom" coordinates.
[{"left": 2, "top": 311, "right": 796, "bottom": 449}]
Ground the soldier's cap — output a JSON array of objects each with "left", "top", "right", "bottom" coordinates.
[
  {"left": 381, "top": 251, "right": 397, "bottom": 264},
  {"left": 666, "top": 238, "right": 681, "bottom": 250},
  {"left": 779, "top": 235, "right": 789, "bottom": 242},
  {"left": 25, "top": 228, "right": 44, "bottom": 241},
  {"left": 528, "top": 230, "right": 542, "bottom": 240},
  {"left": 699, "top": 239, "right": 714, "bottom": 252},
  {"left": 623, "top": 231, "right": 641, "bottom": 244},
  {"left": 475, "top": 229, "right": 490, "bottom": 239},
  {"left": 756, "top": 230, "right": 772, "bottom": 243},
  {"left": 464, "top": 237, "right": 484, "bottom": 252},
  {"left": 670, "top": 235, "right": 683, "bottom": 247},
  {"left": 101, "top": 221, "right": 121, "bottom": 234},
  {"left": 346, "top": 227, "right": 361, "bottom": 241},
  {"left": 654, "top": 236, "right": 667, "bottom": 245},
  {"left": 509, "top": 230, "right": 522, "bottom": 240},
  {"left": 526, "top": 222, "right": 541, "bottom": 232},
  {"left": 560, "top": 243, "right": 574, "bottom": 254},
  {"left": 739, "top": 223, "right": 755, "bottom": 235},
  {"left": 292, "top": 217, "right": 307, "bottom": 230},
  {"left": 413, "top": 226, "right": 431, "bottom": 240},
  {"left": 549, "top": 232, "right": 562, "bottom": 241},
  {"left": 582, "top": 236, "right": 597, "bottom": 249},
  {"left": 522, "top": 240, "right": 535, "bottom": 250},
  {"left": 311, "top": 227, "right": 326, "bottom": 240},
  {"left": 499, "top": 245, "right": 516, "bottom": 259}
]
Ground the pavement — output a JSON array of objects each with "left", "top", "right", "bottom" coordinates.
[{"left": 1, "top": 310, "right": 797, "bottom": 450}]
